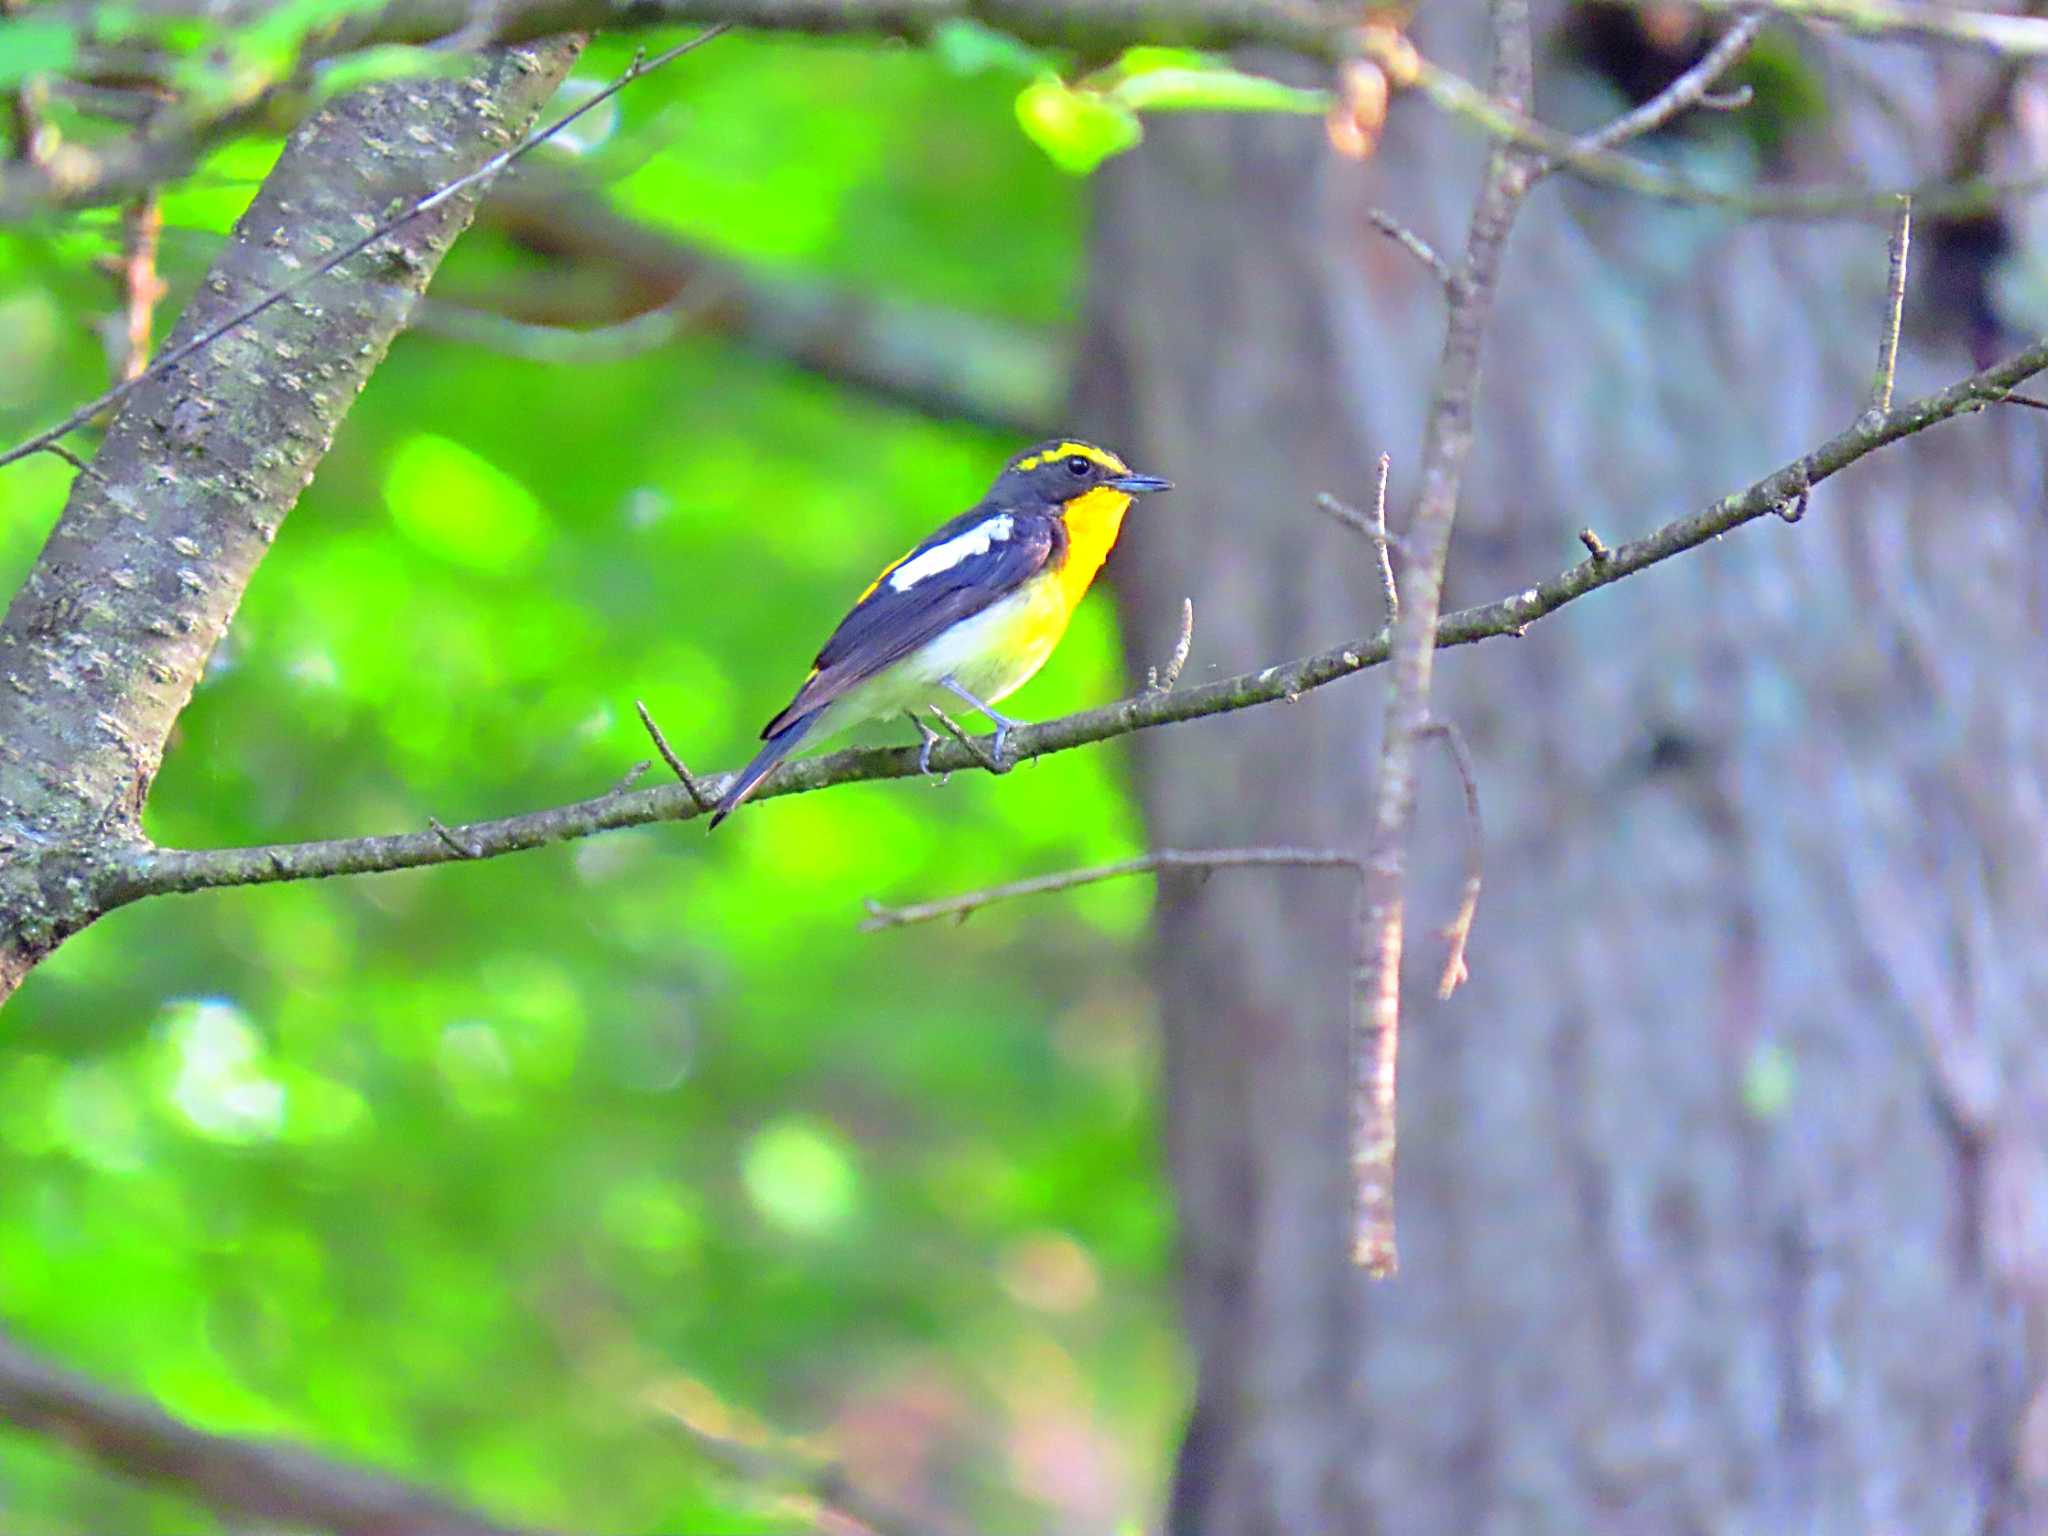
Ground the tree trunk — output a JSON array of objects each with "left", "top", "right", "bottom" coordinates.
[
  {"left": 0, "top": 41, "right": 578, "bottom": 1005},
  {"left": 1081, "top": 20, "right": 2048, "bottom": 1535}
]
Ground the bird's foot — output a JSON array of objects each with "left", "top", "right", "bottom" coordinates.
[{"left": 910, "top": 712, "right": 950, "bottom": 782}]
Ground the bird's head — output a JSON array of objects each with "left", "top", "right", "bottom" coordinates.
[{"left": 992, "top": 439, "right": 1171, "bottom": 511}]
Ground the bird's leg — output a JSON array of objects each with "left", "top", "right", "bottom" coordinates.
[
  {"left": 907, "top": 710, "right": 948, "bottom": 781},
  {"left": 939, "top": 677, "right": 1024, "bottom": 767}
]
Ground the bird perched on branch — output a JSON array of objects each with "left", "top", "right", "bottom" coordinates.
[{"left": 709, "top": 439, "right": 1171, "bottom": 827}]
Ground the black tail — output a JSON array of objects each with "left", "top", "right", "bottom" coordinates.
[{"left": 707, "top": 713, "right": 817, "bottom": 829}]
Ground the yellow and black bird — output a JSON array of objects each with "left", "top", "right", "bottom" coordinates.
[{"left": 708, "top": 439, "right": 1171, "bottom": 827}]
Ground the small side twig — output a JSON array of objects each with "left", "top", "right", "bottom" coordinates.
[
  {"left": 1866, "top": 193, "right": 1913, "bottom": 420},
  {"left": 427, "top": 816, "right": 482, "bottom": 858},
  {"left": 861, "top": 846, "right": 1359, "bottom": 931},
  {"left": 1997, "top": 393, "right": 2048, "bottom": 411},
  {"left": 1146, "top": 598, "right": 1195, "bottom": 693},
  {"left": 39, "top": 442, "right": 102, "bottom": 482},
  {"left": 611, "top": 760, "right": 652, "bottom": 795},
  {"left": 1367, "top": 208, "right": 1457, "bottom": 294},
  {"left": 635, "top": 698, "right": 710, "bottom": 811},
  {"left": 1315, "top": 456, "right": 1400, "bottom": 622},
  {"left": 1419, "top": 719, "right": 1483, "bottom": 999},
  {"left": 1578, "top": 527, "right": 1610, "bottom": 561},
  {"left": 1371, "top": 452, "right": 1398, "bottom": 619}
]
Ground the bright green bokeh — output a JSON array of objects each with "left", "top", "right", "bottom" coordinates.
[{"left": 0, "top": 33, "right": 1179, "bottom": 1535}]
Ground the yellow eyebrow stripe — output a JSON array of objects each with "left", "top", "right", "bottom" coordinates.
[{"left": 1015, "top": 442, "right": 1130, "bottom": 475}]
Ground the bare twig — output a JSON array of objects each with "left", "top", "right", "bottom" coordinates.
[
  {"left": 1371, "top": 452, "right": 1398, "bottom": 619},
  {"left": 1361, "top": 25, "right": 2042, "bottom": 218},
  {"left": 38, "top": 441, "right": 101, "bottom": 481},
  {"left": 427, "top": 815, "right": 481, "bottom": 858},
  {"left": 1867, "top": 194, "right": 1912, "bottom": 419},
  {"left": 0, "top": 1331, "right": 551, "bottom": 1536},
  {"left": 0, "top": 26, "right": 731, "bottom": 477},
  {"left": 1998, "top": 393, "right": 2048, "bottom": 411},
  {"left": 635, "top": 698, "right": 710, "bottom": 811},
  {"left": 1315, "top": 458, "right": 1400, "bottom": 621},
  {"left": 1578, "top": 527, "right": 1610, "bottom": 561},
  {"left": 1566, "top": 13, "right": 1767, "bottom": 161},
  {"left": 1146, "top": 598, "right": 1196, "bottom": 693},
  {"left": 1350, "top": 0, "right": 1537, "bottom": 1281},
  {"left": 611, "top": 760, "right": 652, "bottom": 795},
  {"left": 1367, "top": 208, "right": 1457, "bottom": 294},
  {"left": 102, "top": 334, "right": 2048, "bottom": 908},
  {"left": 1689, "top": 0, "right": 2048, "bottom": 56},
  {"left": 861, "top": 847, "right": 1360, "bottom": 930},
  {"left": 1420, "top": 720, "right": 1483, "bottom": 998}
]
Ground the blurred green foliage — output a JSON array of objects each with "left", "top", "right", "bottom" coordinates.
[{"left": 0, "top": 30, "right": 1182, "bottom": 1533}]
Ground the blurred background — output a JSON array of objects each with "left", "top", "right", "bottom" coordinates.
[{"left": 2, "top": 4, "right": 2047, "bottom": 1533}]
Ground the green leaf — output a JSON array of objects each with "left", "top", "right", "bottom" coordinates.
[
  {"left": 1108, "top": 63, "right": 1328, "bottom": 115},
  {"left": 1015, "top": 76, "right": 1142, "bottom": 175},
  {"left": 0, "top": 20, "right": 77, "bottom": 90}
]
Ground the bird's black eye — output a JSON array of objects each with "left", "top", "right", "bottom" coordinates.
[{"left": 1065, "top": 455, "right": 1091, "bottom": 478}]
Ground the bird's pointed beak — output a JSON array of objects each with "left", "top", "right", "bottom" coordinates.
[{"left": 1110, "top": 473, "right": 1172, "bottom": 495}]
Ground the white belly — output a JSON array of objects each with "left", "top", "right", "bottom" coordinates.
[{"left": 815, "top": 582, "right": 1067, "bottom": 738}]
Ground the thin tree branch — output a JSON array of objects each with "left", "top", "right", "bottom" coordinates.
[
  {"left": 1350, "top": 0, "right": 1536, "bottom": 1281},
  {"left": 1867, "top": 194, "right": 1912, "bottom": 419},
  {"left": 1366, "top": 208, "right": 1456, "bottom": 294},
  {"left": 0, "top": 1330, "right": 553, "bottom": 1536},
  {"left": 1315, "top": 455, "right": 1400, "bottom": 619},
  {"left": 1688, "top": 0, "right": 2048, "bottom": 56},
  {"left": 860, "top": 847, "right": 1359, "bottom": 930},
  {"left": 0, "top": 27, "right": 729, "bottom": 477},
  {"left": 1359, "top": 26, "right": 2048, "bottom": 218},
  {"left": 1565, "top": 11, "right": 1767, "bottom": 160},
  {"left": 86, "top": 334, "right": 2048, "bottom": 916}
]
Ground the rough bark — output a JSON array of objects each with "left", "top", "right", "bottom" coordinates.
[
  {"left": 0, "top": 40, "right": 580, "bottom": 1003},
  {"left": 1084, "top": 16, "right": 2048, "bottom": 1535}
]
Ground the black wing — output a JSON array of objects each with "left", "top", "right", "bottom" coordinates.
[{"left": 763, "top": 506, "right": 1058, "bottom": 735}]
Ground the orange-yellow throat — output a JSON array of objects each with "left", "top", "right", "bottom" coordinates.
[{"left": 1052, "top": 485, "right": 1134, "bottom": 609}]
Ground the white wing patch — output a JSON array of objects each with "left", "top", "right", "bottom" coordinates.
[{"left": 887, "top": 514, "right": 1014, "bottom": 593}]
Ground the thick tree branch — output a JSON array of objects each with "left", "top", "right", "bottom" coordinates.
[
  {"left": 94, "top": 333, "right": 2048, "bottom": 913},
  {"left": 0, "top": 1331, "right": 554, "bottom": 1536},
  {"left": 464, "top": 174, "right": 1059, "bottom": 433},
  {"left": 0, "top": 41, "right": 584, "bottom": 1003},
  {"left": 20, "top": 0, "right": 2048, "bottom": 225}
]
